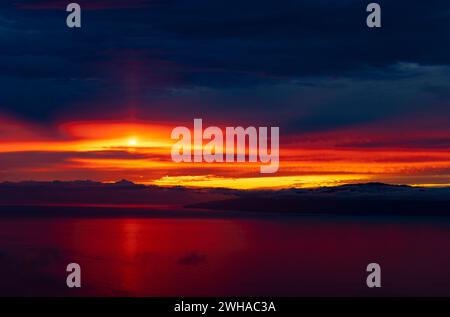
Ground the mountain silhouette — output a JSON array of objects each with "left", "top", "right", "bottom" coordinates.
[{"left": 1, "top": 181, "right": 450, "bottom": 216}]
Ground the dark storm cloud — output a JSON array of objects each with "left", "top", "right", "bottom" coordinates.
[{"left": 1, "top": 0, "right": 450, "bottom": 128}]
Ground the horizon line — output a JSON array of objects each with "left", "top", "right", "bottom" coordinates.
[{"left": 2, "top": 179, "right": 450, "bottom": 190}]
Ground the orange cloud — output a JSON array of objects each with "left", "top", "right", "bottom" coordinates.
[{"left": 2, "top": 116, "right": 450, "bottom": 188}]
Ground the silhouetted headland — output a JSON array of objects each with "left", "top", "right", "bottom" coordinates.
[{"left": 1, "top": 181, "right": 450, "bottom": 217}]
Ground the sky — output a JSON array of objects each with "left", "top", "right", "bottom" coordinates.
[{"left": 1, "top": 0, "right": 450, "bottom": 189}]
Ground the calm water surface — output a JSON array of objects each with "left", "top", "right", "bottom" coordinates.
[{"left": 1, "top": 215, "right": 450, "bottom": 296}]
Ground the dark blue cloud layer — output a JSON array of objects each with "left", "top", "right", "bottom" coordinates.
[{"left": 1, "top": 0, "right": 450, "bottom": 131}]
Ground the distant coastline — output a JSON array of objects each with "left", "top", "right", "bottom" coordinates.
[{"left": 1, "top": 181, "right": 450, "bottom": 217}]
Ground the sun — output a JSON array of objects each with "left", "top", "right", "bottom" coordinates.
[{"left": 128, "top": 137, "right": 138, "bottom": 146}]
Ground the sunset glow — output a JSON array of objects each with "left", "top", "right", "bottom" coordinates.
[{"left": 2, "top": 116, "right": 450, "bottom": 188}]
